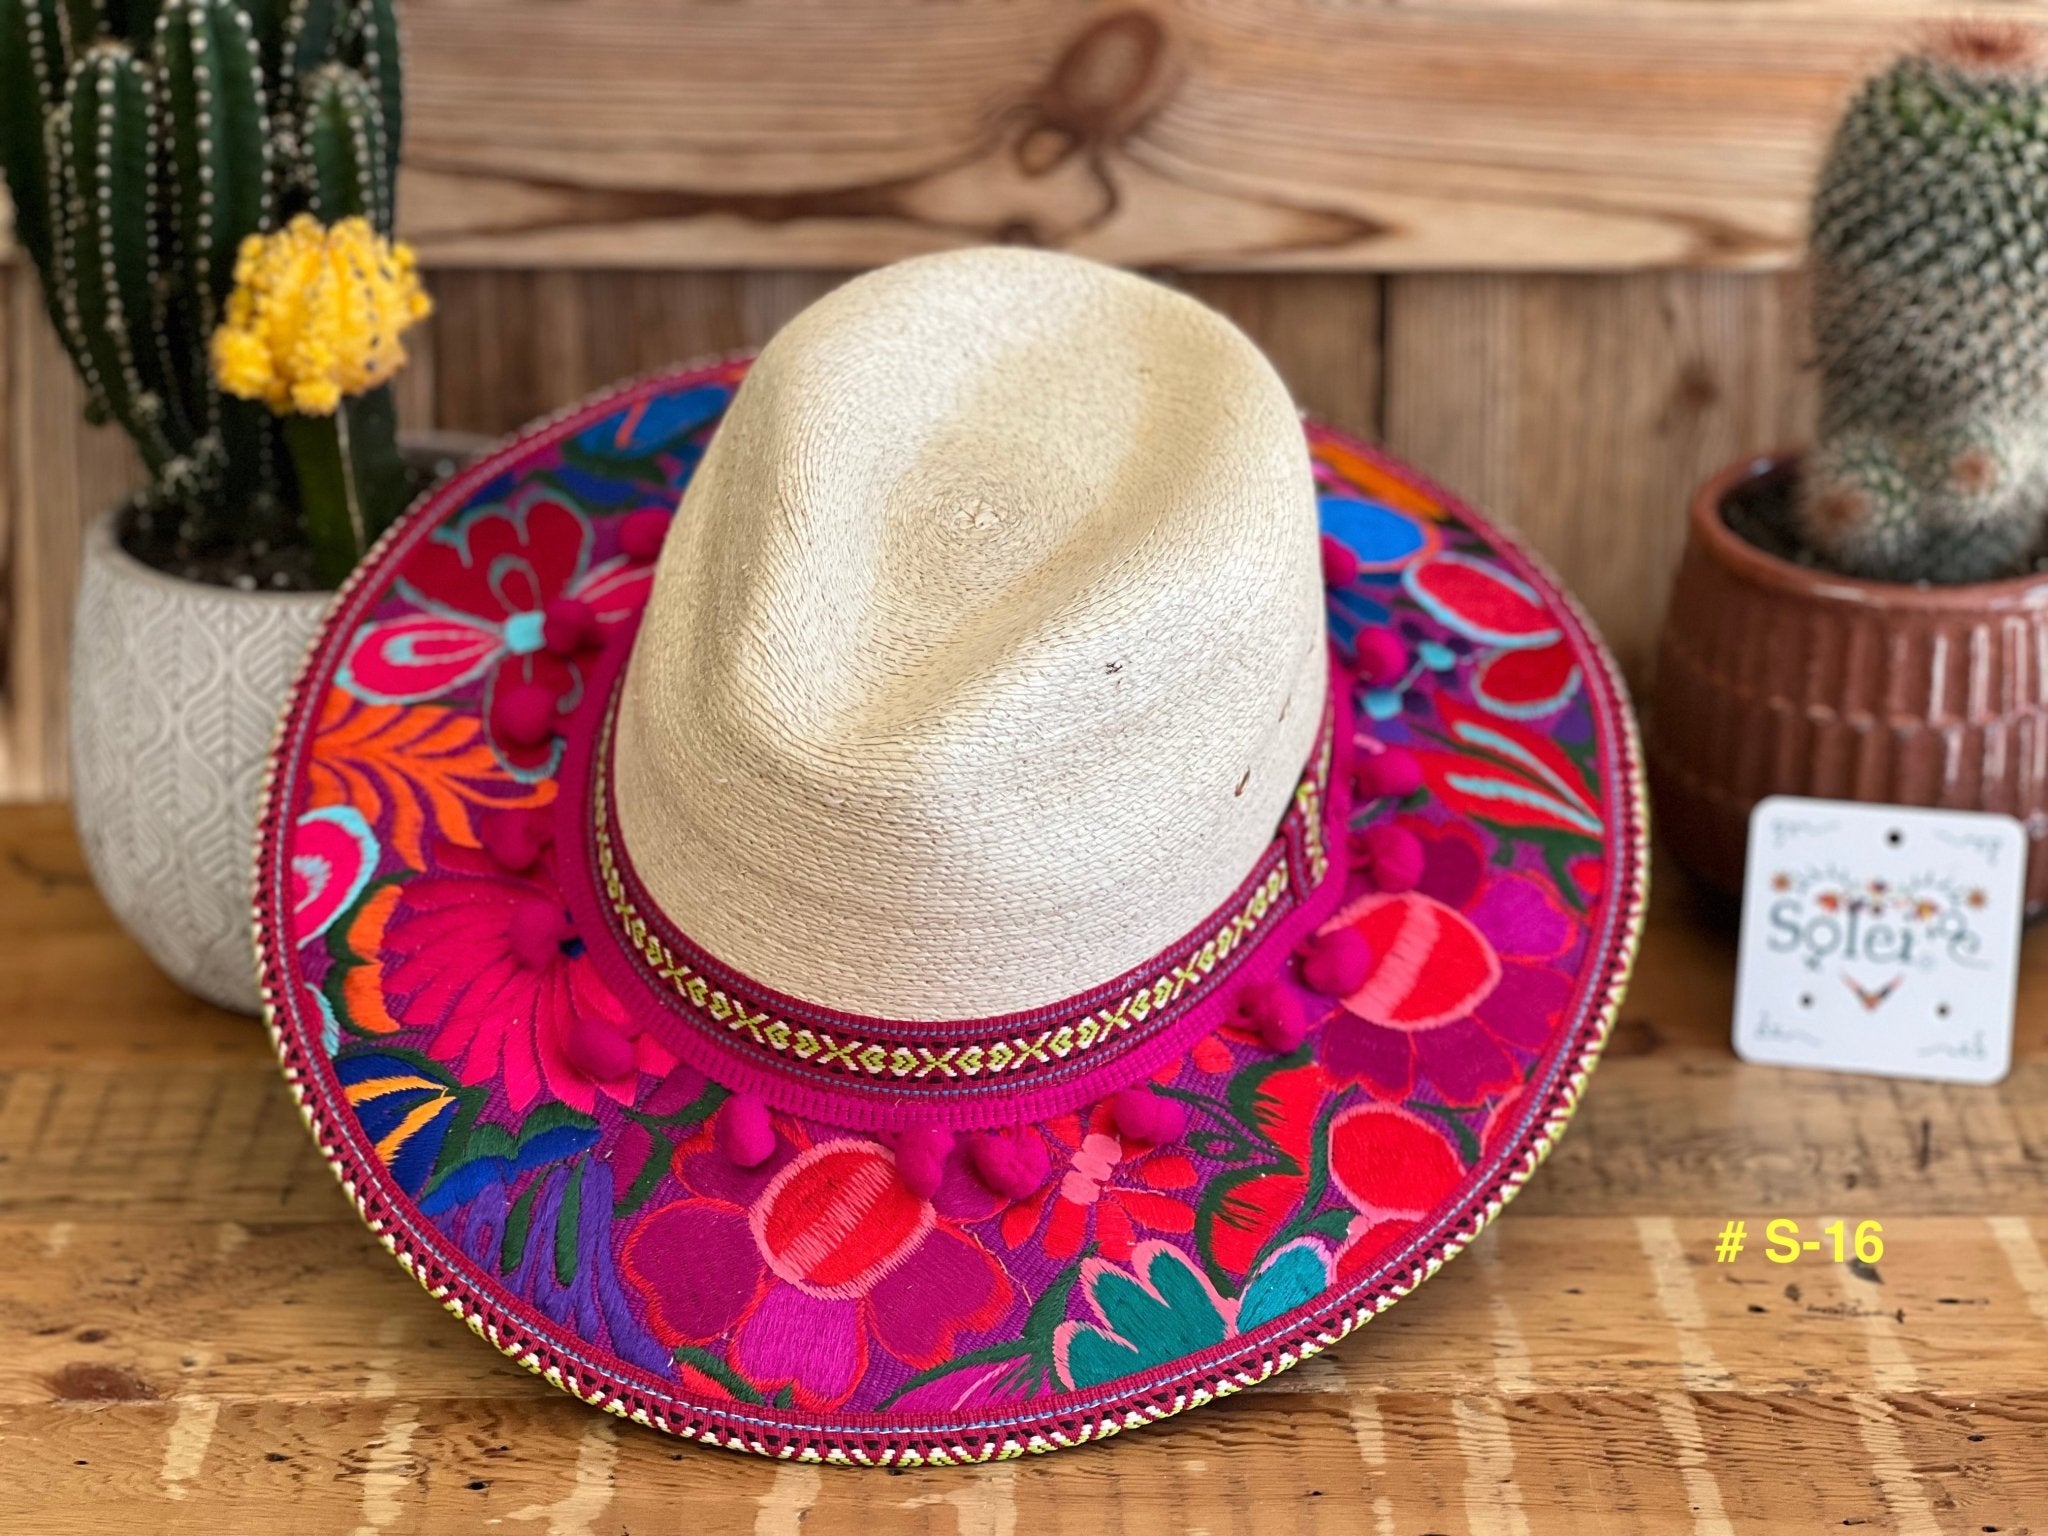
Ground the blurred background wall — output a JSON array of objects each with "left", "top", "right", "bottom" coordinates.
[{"left": 4, "top": 0, "right": 1970, "bottom": 799}]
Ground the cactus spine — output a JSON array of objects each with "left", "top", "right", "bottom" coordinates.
[
  {"left": 0, "top": 0, "right": 404, "bottom": 566},
  {"left": 1798, "top": 25, "right": 2048, "bottom": 583}
]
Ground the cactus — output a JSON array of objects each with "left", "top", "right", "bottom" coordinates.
[
  {"left": 0, "top": 0, "right": 411, "bottom": 578},
  {"left": 1797, "top": 24, "right": 2048, "bottom": 583}
]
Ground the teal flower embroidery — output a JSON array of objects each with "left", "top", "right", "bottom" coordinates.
[{"left": 1054, "top": 1239, "right": 1333, "bottom": 1391}]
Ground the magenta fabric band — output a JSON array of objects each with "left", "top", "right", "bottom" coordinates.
[{"left": 554, "top": 613, "right": 1358, "bottom": 1132}]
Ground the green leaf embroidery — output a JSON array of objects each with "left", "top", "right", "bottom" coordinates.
[{"left": 553, "top": 1161, "right": 584, "bottom": 1287}]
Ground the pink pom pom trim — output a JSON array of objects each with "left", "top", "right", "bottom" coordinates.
[
  {"left": 542, "top": 597, "right": 600, "bottom": 657},
  {"left": 1111, "top": 1088, "right": 1188, "bottom": 1146},
  {"left": 620, "top": 509, "right": 673, "bottom": 563},
  {"left": 480, "top": 808, "right": 552, "bottom": 873},
  {"left": 492, "top": 683, "right": 559, "bottom": 748},
  {"left": 1354, "top": 745, "right": 1422, "bottom": 801},
  {"left": 717, "top": 1093, "right": 776, "bottom": 1169},
  {"left": 1234, "top": 977, "right": 1308, "bottom": 1052},
  {"left": 508, "top": 899, "right": 571, "bottom": 970},
  {"left": 895, "top": 1127, "right": 955, "bottom": 1201},
  {"left": 1319, "top": 535, "right": 1360, "bottom": 589},
  {"left": 1355, "top": 821, "right": 1425, "bottom": 893},
  {"left": 1351, "top": 626, "right": 1408, "bottom": 688},
  {"left": 968, "top": 1128, "right": 1051, "bottom": 1202},
  {"left": 1298, "top": 926, "right": 1372, "bottom": 997}
]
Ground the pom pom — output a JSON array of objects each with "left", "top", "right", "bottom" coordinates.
[
  {"left": 562, "top": 1014, "right": 636, "bottom": 1081},
  {"left": 1235, "top": 977, "right": 1308, "bottom": 1052},
  {"left": 480, "top": 809, "right": 552, "bottom": 873},
  {"left": 1354, "top": 746, "right": 1423, "bottom": 801},
  {"left": 717, "top": 1093, "right": 776, "bottom": 1169},
  {"left": 968, "top": 1127, "right": 1051, "bottom": 1202},
  {"left": 492, "top": 683, "right": 559, "bottom": 748},
  {"left": 1320, "top": 534, "right": 1360, "bottom": 589},
  {"left": 1357, "top": 822, "right": 1425, "bottom": 893},
  {"left": 508, "top": 899, "right": 570, "bottom": 970},
  {"left": 1298, "top": 925, "right": 1372, "bottom": 997},
  {"left": 895, "top": 1127, "right": 955, "bottom": 1201},
  {"left": 541, "top": 597, "right": 599, "bottom": 657},
  {"left": 1111, "top": 1088, "right": 1188, "bottom": 1146},
  {"left": 1351, "top": 626, "right": 1408, "bottom": 688},
  {"left": 620, "top": 509, "right": 673, "bottom": 563}
]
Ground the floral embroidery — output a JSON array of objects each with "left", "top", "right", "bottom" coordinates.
[
  {"left": 1319, "top": 821, "right": 1580, "bottom": 1105},
  {"left": 363, "top": 842, "right": 678, "bottom": 1112},
  {"left": 290, "top": 805, "right": 379, "bottom": 945},
  {"left": 1053, "top": 1239, "right": 1333, "bottom": 1390},
  {"left": 1193, "top": 1056, "right": 1331, "bottom": 1279},
  {"left": 307, "top": 689, "right": 553, "bottom": 868},
  {"left": 622, "top": 1129, "right": 1014, "bottom": 1409},
  {"left": 1327, "top": 1103, "right": 1467, "bottom": 1278},
  {"left": 999, "top": 1107, "right": 1198, "bottom": 1262},
  {"left": 1412, "top": 694, "right": 1602, "bottom": 841},
  {"left": 1399, "top": 548, "right": 1583, "bottom": 720},
  {"left": 339, "top": 495, "right": 656, "bottom": 777},
  {"left": 1316, "top": 490, "right": 1441, "bottom": 574}
]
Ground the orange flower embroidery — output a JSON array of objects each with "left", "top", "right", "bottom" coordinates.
[{"left": 309, "top": 688, "right": 553, "bottom": 868}]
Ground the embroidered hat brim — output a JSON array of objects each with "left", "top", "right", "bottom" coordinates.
[{"left": 256, "top": 359, "right": 1646, "bottom": 1464}]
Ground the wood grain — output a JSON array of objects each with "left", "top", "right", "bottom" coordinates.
[
  {"left": 289, "top": 1, "right": 2007, "bottom": 274},
  {"left": 3, "top": 803, "right": 2047, "bottom": 1526},
  {"left": 0, "top": 2, "right": 2024, "bottom": 275},
  {"left": 427, "top": 268, "right": 848, "bottom": 436},
  {"left": 0, "top": 279, "right": 146, "bottom": 800},
  {"left": 1383, "top": 270, "right": 1818, "bottom": 690}
]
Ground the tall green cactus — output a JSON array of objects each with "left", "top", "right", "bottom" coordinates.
[
  {"left": 1797, "top": 25, "right": 2048, "bottom": 583},
  {"left": 0, "top": 0, "right": 406, "bottom": 571}
]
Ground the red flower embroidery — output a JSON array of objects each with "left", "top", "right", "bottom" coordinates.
[
  {"left": 1404, "top": 552, "right": 1581, "bottom": 719},
  {"left": 999, "top": 1106, "right": 1197, "bottom": 1262},
  {"left": 1202, "top": 1058, "right": 1330, "bottom": 1278},
  {"left": 1327, "top": 1102, "right": 1467, "bottom": 1279},
  {"left": 1411, "top": 694, "right": 1602, "bottom": 839}
]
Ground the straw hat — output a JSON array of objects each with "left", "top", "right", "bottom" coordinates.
[{"left": 257, "top": 249, "right": 1645, "bottom": 1464}]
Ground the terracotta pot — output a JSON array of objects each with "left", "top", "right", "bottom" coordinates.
[{"left": 1648, "top": 451, "right": 2048, "bottom": 912}]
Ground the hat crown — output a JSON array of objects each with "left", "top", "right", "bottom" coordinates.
[{"left": 612, "top": 248, "right": 1327, "bottom": 1021}]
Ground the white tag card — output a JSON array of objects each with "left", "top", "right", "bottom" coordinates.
[{"left": 1732, "top": 796, "right": 2024, "bottom": 1086}]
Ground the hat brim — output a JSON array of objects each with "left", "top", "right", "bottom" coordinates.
[{"left": 255, "top": 358, "right": 1646, "bottom": 1464}]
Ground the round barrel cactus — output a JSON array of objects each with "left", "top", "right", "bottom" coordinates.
[{"left": 1800, "top": 24, "right": 2048, "bottom": 583}]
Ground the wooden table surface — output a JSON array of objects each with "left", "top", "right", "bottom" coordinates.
[{"left": 3, "top": 802, "right": 2045, "bottom": 1532}]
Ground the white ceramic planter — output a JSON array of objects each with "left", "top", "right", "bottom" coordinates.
[{"left": 69, "top": 512, "right": 330, "bottom": 1013}]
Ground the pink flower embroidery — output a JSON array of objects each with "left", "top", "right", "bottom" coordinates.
[
  {"left": 339, "top": 497, "right": 654, "bottom": 776},
  {"left": 373, "top": 842, "right": 676, "bottom": 1112},
  {"left": 622, "top": 1132, "right": 1013, "bottom": 1409},
  {"left": 1319, "top": 822, "right": 1578, "bottom": 1104}
]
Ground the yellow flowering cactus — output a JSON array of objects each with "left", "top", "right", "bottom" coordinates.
[
  {"left": 212, "top": 216, "right": 433, "bottom": 584},
  {"left": 212, "top": 216, "right": 432, "bottom": 417},
  {"left": 0, "top": 0, "right": 412, "bottom": 586}
]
